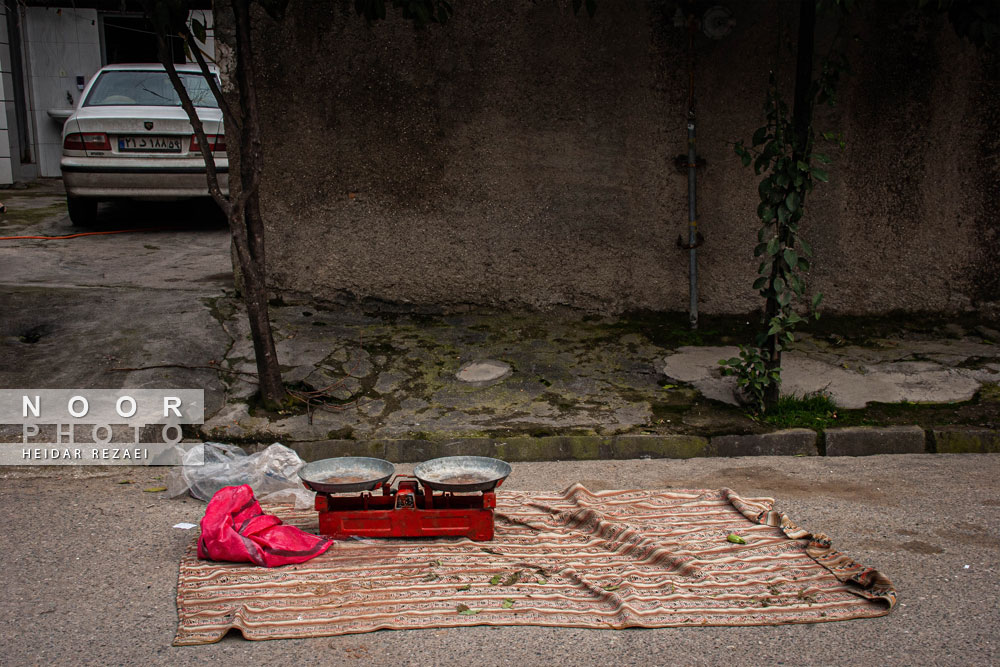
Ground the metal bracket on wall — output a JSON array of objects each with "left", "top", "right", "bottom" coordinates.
[
  {"left": 673, "top": 153, "right": 706, "bottom": 174},
  {"left": 677, "top": 232, "right": 705, "bottom": 250}
]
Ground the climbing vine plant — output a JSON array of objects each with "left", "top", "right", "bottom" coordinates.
[{"left": 721, "top": 61, "right": 846, "bottom": 414}]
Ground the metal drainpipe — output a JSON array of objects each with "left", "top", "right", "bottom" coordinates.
[
  {"left": 687, "top": 110, "right": 698, "bottom": 330},
  {"left": 686, "top": 16, "right": 698, "bottom": 330}
]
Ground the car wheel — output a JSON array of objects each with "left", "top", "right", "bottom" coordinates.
[{"left": 67, "top": 197, "right": 98, "bottom": 226}]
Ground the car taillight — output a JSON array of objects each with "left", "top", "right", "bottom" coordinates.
[
  {"left": 189, "top": 135, "right": 226, "bottom": 152},
  {"left": 63, "top": 133, "right": 111, "bottom": 151}
]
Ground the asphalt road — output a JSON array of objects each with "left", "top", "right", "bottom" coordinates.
[{"left": 1, "top": 454, "right": 997, "bottom": 666}]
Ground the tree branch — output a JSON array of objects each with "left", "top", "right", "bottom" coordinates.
[
  {"left": 152, "top": 29, "right": 231, "bottom": 215},
  {"left": 181, "top": 24, "right": 241, "bottom": 132}
]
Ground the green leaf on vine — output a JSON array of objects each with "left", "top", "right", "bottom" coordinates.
[
  {"left": 811, "top": 168, "right": 829, "bottom": 182},
  {"left": 783, "top": 248, "right": 798, "bottom": 268},
  {"left": 758, "top": 179, "right": 772, "bottom": 199},
  {"left": 799, "top": 238, "right": 812, "bottom": 256},
  {"left": 785, "top": 191, "right": 801, "bottom": 212},
  {"left": 752, "top": 127, "right": 768, "bottom": 147}
]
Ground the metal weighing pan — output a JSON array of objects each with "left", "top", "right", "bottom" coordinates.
[
  {"left": 414, "top": 456, "right": 512, "bottom": 493},
  {"left": 299, "top": 456, "right": 395, "bottom": 494}
]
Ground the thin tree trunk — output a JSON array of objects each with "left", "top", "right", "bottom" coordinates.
[
  {"left": 149, "top": 0, "right": 286, "bottom": 405},
  {"left": 230, "top": 0, "right": 285, "bottom": 404},
  {"left": 763, "top": 0, "right": 815, "bottom": 409}
]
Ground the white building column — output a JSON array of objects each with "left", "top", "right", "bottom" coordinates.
[
  {"left": 24, "top": 7, "right": 101, "bottom": 178},
  {"left": 0, "top": 7, "right": 15, "bottom": 185}
]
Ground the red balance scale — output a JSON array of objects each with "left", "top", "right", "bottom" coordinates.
[{"left": 299, "top": 456, "right": 511, "bottom": 541}]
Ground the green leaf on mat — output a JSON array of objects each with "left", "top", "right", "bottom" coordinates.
[
  {"left": 727, "top": 533, "right": 747, "bottom": 544},
  {"left": 456, "top": 584, "right": 471, "bottom": 591},
  {"left": 456, "top": 604, "right": 479, "bottom": 616},
  {"left": 489, "top": 574, "right": 502, "bottom": 585},
  {"left": 603, "top": 584, "right": 622, "bottom": 591},
  {"left": 502, "top": 598, "right": 515, "bottom": 609}
]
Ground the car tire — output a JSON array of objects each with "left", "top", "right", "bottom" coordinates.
[{"left": 67, "top": 197, "right": 98, "bottom": 226}]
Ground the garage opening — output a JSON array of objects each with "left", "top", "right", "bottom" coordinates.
[{"left": 100, "top": 15, "right": 185, "bottom": 64}]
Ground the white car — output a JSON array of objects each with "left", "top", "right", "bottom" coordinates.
[{"left": 60, "top": 63, "right": 229, "bottom": 225}]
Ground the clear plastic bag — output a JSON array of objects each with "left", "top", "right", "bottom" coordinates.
[{"left": 167, "top": 442, "right": 315, "bottom": 509}]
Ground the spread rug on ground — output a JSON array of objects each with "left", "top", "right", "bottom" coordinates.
[{"left": 174, "top": 485, "right": 896, "bottom": 645}]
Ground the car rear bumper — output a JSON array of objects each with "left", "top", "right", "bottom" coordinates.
[{"left": 61, "top": 158, "right": 230, "bottom": 199}]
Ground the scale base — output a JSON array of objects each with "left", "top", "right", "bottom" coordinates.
[{"left": 315, "top": 481, "right": 497, "bottom": 541}]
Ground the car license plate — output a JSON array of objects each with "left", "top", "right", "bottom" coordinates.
[{"left": 118, "top": 135, "right": 183, "bottom": 153}]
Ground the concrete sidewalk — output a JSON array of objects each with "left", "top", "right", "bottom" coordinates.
[{"left": 0, "top": 454, "right": 997, "bottom": 665}]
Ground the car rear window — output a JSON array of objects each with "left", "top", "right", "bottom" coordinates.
[{"left": 84, "top": 70, "right": 220, "bottom": 108}]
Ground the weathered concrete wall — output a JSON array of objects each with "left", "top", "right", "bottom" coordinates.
[{"left": 233, "top": 0, "right": 998, "bottom": 316}]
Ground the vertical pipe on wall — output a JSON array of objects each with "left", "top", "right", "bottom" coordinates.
[
  {"left": 687, "top": 109, "right": 697, "bottom": 330},
  {"left": 686, "top": 11, "right": 698, "bottom": 330}
]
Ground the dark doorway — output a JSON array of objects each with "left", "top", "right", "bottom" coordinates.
[{"left": 101, "top": 15, "right": 185, "bottom": 64}]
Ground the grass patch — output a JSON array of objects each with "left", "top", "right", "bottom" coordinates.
[{"left": 762, "top": 393, "right": 839, "bottom": 429}]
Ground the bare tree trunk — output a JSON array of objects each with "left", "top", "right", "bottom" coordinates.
[
  {"left": 229, "top": 0, "right": 285, "bottom": 405},
  {"left": 149, "top": 0, "right": 286, "bottom": 405}
]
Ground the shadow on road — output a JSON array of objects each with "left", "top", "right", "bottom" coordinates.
[{"left": 85, "top": 198, "right": 228, "bottom": 231}]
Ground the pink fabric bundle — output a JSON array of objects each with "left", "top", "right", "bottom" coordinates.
[{"left": 197, "top": 485, "right": 332, "bottom": 567}]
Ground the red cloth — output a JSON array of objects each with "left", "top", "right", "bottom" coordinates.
[{"left": 197, "top": 485, "right": 332, "bottom": 567}]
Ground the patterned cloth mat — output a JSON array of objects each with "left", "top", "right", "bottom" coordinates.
[{"left": 174, "top": 485, "right": 896, "bottom": 645}]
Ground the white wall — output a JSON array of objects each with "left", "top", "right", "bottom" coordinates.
[
  {"left": 187, "top": 9, "right": 216, "bottom": 65},
  {"left": 24, "top": 7, "right": 101, "bottom": 177},
  {"left": 0, "top": 8, "right": 14, "bottom": 185}
]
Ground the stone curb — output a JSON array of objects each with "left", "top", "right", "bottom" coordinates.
[
  {"left": 266, "top": 426, "right": 1000, "bottom": 462},
  {"left": 824, "top": 425, "right": 927, "bottom": 457},
  {"left": 930, "top": 427, "right": 1000, "bottom": 454}
]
